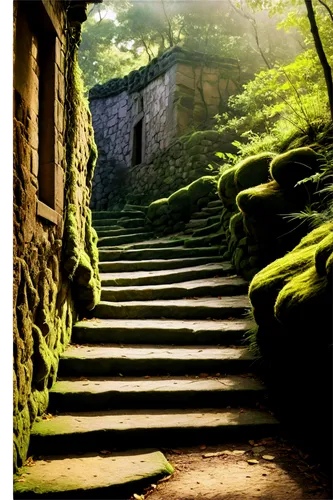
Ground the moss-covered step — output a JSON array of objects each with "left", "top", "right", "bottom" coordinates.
[
  {"left": 98, "top": 246, "right": 223, "bottom": 262},
  {"left": 92, "top": 218, "right": 120, "bottom": 227},
  {"left": 110, "top": 237, "right": 185, "bottom": 251},
  {"left": 117, "top": 218, "right": 146, "bottom": 228},
  {"left": 101, "top": 277, "right": 247, "bottom": 301},
  {"left": 48, "top": 376, "right": 265, "bottom": 412},
  {"left": 192, "top": 222, "right": 221, "bottom": 237},
  {"left": 201, "top": 206, "right": 223, "bottom": 216},
  {"left": 207, "top": 200, "right": 223, "bottom": 208},
  {"left": 98, "top": 256, "right": 226, "bottom": 272},
  {"left": 72, "top": 318, "right": 250, "bottom": 345},
  {"left": 185, "top": 219, "right": 209, "bottom": 229},
  {"left": 91, "top": 296, "right": 249, "bottom": 320},
  {"left": 58, "top": 345, "right": 254, "bottom": 377},
  {"left": 100, "top": 262, "right": 232, "bottom": 286},
  {"left": 184, "top": 232, "right": 226, "bottom": 248},
  {"left": 190, "top": 212, "right": 211, "bottom": 220},
  {"left": 92, "top": 210, "right": 146, "bottom": 220},
  {"left": 95, "top": 227, "right": 147, "bottom": 237},
  {"left": 14, "top": 449, "right": 173, "bottom": 499},
  {"left": 97, "top": 232, "right": 154, "bottom": 248},
  {"left": 29, "top": 408, "right": 279, "bottom": 456},
  {"left": 123, "top": 204, "right": 148, "bottom": 213}
]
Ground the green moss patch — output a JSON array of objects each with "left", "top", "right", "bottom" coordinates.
[
  {"left": 234, "top": 152, "right": 275, "bottom": 192},
  {"left": 269, "top": 147, "right": 321, "bottom": 188}
]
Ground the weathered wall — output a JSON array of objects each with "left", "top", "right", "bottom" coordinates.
[
  {"left": 13, "top": 0, "right": 100, "bottom": 471},
  {"left": 89, "top": 47, "right": 239, "bottom": 210},
  {"left": 92, "top": 130, "right": 237, "bottom": 210}
]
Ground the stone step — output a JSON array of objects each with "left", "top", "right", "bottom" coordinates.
[
  {"left": 98, "top": 246, "right": 224, "bottom": 262},
  {"left": 123, "top": 204, "right": 148, "bottom": 213},
  {"left": 190, "top": 212, "right": 210, "bottom": 220},
  {"left": 192, "top": 221, "right": 221, "bottom": 237},
  {"left": 117, "top": 218, "right": 146, "bottom": 228},
  {"left": 97, "top": 232, "right": 154, "bottom": 248},
  {"left": 93, "top": 218, "right": 120, "bottom": 227},
  {"left": 96, "top": 227, "right": 147, "bottom": 237},
  {"left": 92, "top": 210, "right": 146, "bottom": 220},
  {"left": 58, "top": 345, "right": 255, "bottom": 377},
  {"left": 72, "top": 318, "right": 251, "bottom": 345},
  {"left": 14, "top": 449, "right": 173, "bottom": 499},
  {"left": 100, "top": 262, "right": 233, "bottom": 286},
  {"left": 185, "top": 219, "right": 209, "bottom": 229},
  {"left": 201, "top": 206, "right": 223, "bottom": 216},
  {"left": 110, "top": 237, "right": 185, "bottom": 251},
  {"left": 184, "top": 232, "right": 226, "bottom": 249},
  {"left": 99, "top": 256, "right": 226, "bottom": 272},
  {"left": 29, "top": 408, "right": 279, "bottom": 456},
  {"left": 101, "top": 277, "right": 248, "bottom": 302},
  {"left": 207, "top": 200, "right": 223, "bottom": 208},
  {"left": 49, "top": 375, "right": 266, "bottom": 412},
  {"left": 92, "top": 296, "right": 249, "bottom": 320}
]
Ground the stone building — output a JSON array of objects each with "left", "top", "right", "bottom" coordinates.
[
  {"left": 89, "top": 48, "right": 239, "bottom": 209},
  {"left": 13, "top": 0, "right": 101, "bottom": 471}
]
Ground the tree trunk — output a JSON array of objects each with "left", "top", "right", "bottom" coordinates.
[{"left": 304, "top": 0, "right": 333, "bottom": 122}]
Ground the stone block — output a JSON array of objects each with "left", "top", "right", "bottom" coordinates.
[{"left": 175, "top": 72, "right": 195, "bottom": 90}]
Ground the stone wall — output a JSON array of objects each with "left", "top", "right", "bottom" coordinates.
[
  {"left": 13, "top": 0, "right": 100, "bottom": 471},
  {"left": 92, "top": 130, "right": 237, "bottom": 210},
  {"left": 89, "top": 47, "right": 239, "bottom": 210}
]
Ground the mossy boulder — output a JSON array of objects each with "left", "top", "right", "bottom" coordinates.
[
  {"left": 269, "top": 147, "right": 321, "bottom": 189},
  {"left": 236, "top": 180, "right": 300, "bottom": 217},
  {"left": 217, "top": 167, "right": 237, "bottom": 210},
  {"left": 234, "top": 152, "right": 275, "bottom": 192},
  {"left": 169, "top": 188, "right": 191, "bottom": 215},
  {"left": 187, "top": 176, "right": 217, "bottom": 203},
  {"left": 146, "top": 198, "right": 169, "bottom": 222}
]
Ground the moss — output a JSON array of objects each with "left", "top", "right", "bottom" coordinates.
[
  {"left": 274, "top": 265, "right": 328, "bottom": 328},
  {"left": 234, "top": 152, "right": 275, "bottom": 192},
  {"left": 314, "top": 229, "right": 333, "bottom": 276},
  {"left": 187, "top": 176, "right": 217, "bottom": 202},
  {"left": 169, "top": 188, "right": 191, "bottom": 214},
  {"left": 249, "top": 242, "right": 317, "bottom": 326},
  {"left": 269, "top": 147, "right": 321, "bottom": 188},
  {"left": 217, "top": 167, "right": 237, "bottom": 210},
  {"left": 146, "top": 198, "right": 169, "bottom": 222},
  {"left": 236, "top": 180, "right": 300, "bottom": 217}
]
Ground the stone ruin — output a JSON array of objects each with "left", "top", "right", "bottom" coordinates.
[{"left": 89, "top": 47, "right": 240, "bottom": 210}]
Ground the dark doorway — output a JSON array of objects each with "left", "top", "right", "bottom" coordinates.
[{"left": 132, "top": 118, "right": 143, "bottom": 166}]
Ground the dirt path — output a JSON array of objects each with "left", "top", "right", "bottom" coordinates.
[{"left": 139, "top": 437, "right": 331, "bottom": 500}]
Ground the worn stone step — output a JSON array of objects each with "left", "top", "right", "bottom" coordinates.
[
  {"left": 98, "top": 246, "right": 224, "bottom": 262},
  {"left": 185, "top": 219, "right": 209, "bottom": 229},
  {"left": 93, "top": 296, "right": 249, "bottom": 320},
  {"left": 92, "top": 218, "right": 120, "bottom": 227},
  {"left": 201, "top": 206, "right": 223, "bottom": 216},
  {"left": 123, "top": 204, "right": 148, "bottom": 213},
  {"left": 184, "top": 232, "right": 226, "bottom": 248},
  {"left": 192, "top": 222, "right": 221, "bottom": 237},
  {"left": 72, "top": 318, "right": 251, "bottom": 345},
  {"left": 207, "top": 200, "right": 223, "bottom": 208},
  {"left": 190, "top": 212, "right": 210, "bottom": 220},
  {"left": 97, "top": 232, "right": 154, "bottom": 248},
  {"left": 92, "top": 210, "right": 146, "bottom": 220},
  {"left": 29, "top": 408, "right": 279, "bottom": 455},
  {"left": 96, "top": 227, "right": 147, "bottom": 237},
  {"left": 14, "top": 449, "right": 173, "bottom": 499},
  {"left": 58, "top": 345, "right": 255, "bottom": 377},
  {"left": 100, "top": 262, "right": 232, "bottom": 287},
  {"left": 49, "top": 375, "right": 265, "bottom": 412},
  {"left": 99, "top": 256, "right": 226, "bottom": 272},
  {"left": 110, "top": 237, "right": 185, "bottom": 251},
  {"left": 101, "top": 277, "right": 248, "bottom": 302},
  {"left": 117, "top": 218, "right": 146, "bottom": 228}
]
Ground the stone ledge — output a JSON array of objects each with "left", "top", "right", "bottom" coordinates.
[
  {"left": 37, "top": 199, "right": 62, "bottom": 225},
  {"left": 89, "top": 47, "right": 239, "bottom": 101}
]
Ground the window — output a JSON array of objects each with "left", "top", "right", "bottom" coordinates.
[{"left": 132, "top": 118, "right": 143, "bottom": 166}]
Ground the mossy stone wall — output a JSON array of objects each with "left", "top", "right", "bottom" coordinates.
[
  {"left": 13, "top": 1, "right": 99, "bottom": 471},
  {"left": 94, "top": 129, "right": 237, "bottom": 210}
]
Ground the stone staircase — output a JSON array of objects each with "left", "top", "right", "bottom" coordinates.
[{"left": 14, "top": 209, "right": 279, "bottom": 499}]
